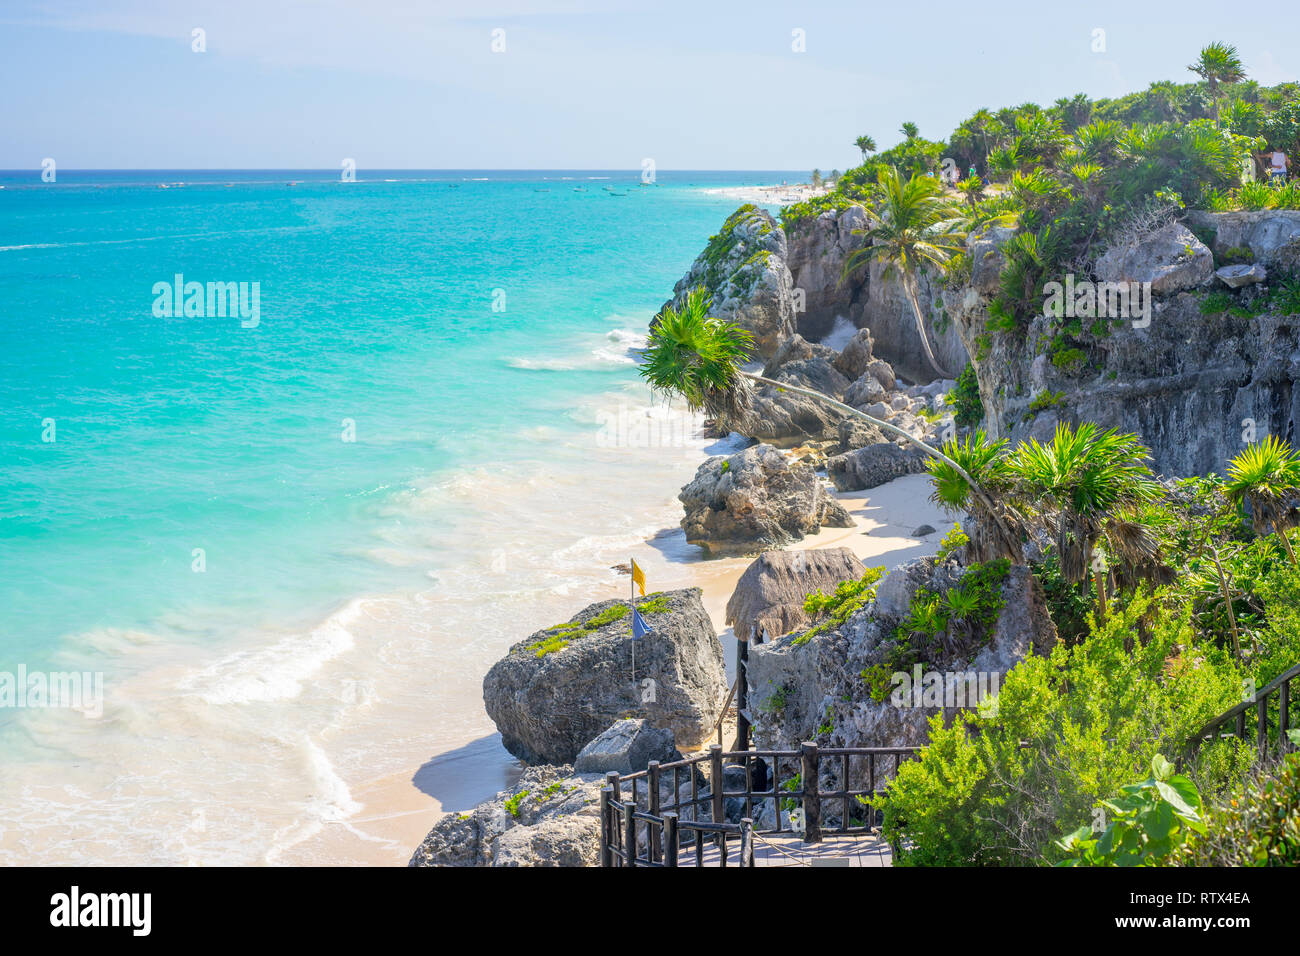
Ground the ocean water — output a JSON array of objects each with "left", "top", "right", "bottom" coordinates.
[{"left": 0, "top": 169, "right": 794, "bottom": 864}]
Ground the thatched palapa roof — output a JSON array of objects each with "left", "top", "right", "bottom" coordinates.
[{"left": 725, "top": 548, "right": 866, "bottom": 642}]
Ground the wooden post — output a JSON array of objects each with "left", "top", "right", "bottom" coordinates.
[
  {"left": 736, "top": 635, "right": 750, "bottom": 752},
  {"left": 623, "top": 801, "right": 638, "bottom": 867},
  {"left": 801, "top": 740, "right": 821, "bottom": 843},
  {"left": 606, "top": 771, "right": 621, "bottom": 805},
  {"left": 709, "top": 744, "right": 724, "bottom": 826},
  {"left": 741, "top": 817, "right": 755, "bottom": 867},
  {"left": 647, "top": 760, "right": 661, "bottom": 862},
  {"left": 1235, "top": 709, "right": 1246, "bottom": 738},
  {"left": 663, "top": 811, "right": 679, "bottom": 867},
  {"left": 1258, "top": 697, "right": 1269, "bottom": 758},
  {"left": 1280, "top": 680, "right": 1291, "bottom": 756},
  {"left": 598, "top": 787, "right": 612, "bottom": 867}
]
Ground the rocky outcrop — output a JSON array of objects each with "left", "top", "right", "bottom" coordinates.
[
  {"left": 660, "top": 205, "right": 796, "bottom": 358},
  {"left": 744, "top": 558, "right": 1057, "bottom": 820},
  {"left": 678, "top": 444, "right": 853, "bottom": 555},
  {"left": 1095, "top": 222, "right": 1213, "bottom": 294},
  {"left": 782, "top": 208, "right": 968, "bottom": 382},
  {"left": 483, "top": 588, "right": 726, "bottom": 764},
  {"left": 409, "top": 764, "right": 604, "bottom": 867},
  {"left": 943, "top": 210, "right": 1300, "bottom": 477},
  {"left": 724, "top": 548, "right": 867, "bottom": 642},
  {"left": 573, "top": 719, "right": 678, "bottom": 776},
  {"left": 826, "top": 441, "right": 929, "bottom": 492},
  {"left": 1187, "top": 209, "right": 1300, "bottom": 272}
]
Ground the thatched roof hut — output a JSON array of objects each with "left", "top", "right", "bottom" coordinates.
[{"left": 725, "top": 548, "right": 866, "bottom": 642}]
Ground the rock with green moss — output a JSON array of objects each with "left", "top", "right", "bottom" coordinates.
[
  {"left": 659, "top": 204, "right": 796, "bottom": 358},
  {"left": 482, "top": 588, "right": 725, "bottom": 765}
]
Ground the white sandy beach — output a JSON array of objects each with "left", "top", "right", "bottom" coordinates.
[
  {"left": 279, "top": 471, "right": 953, "bottom": 866},
  {"left": 699, "top": 183, "right": 833, "bottom": 207}
]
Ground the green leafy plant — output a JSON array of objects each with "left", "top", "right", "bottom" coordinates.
[{"left": 1055, "top": 755, "right": 1206, "bottom": 866}]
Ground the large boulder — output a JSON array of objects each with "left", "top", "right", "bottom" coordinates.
[
  {"left": 844, "top": 370, "right": 888, "bottom": 408},
  {"left": 1187, "top": 209, "right": 1300, "bottom": 272},
  {"left": 968, "top": 226, "right": 1017, "bottom": 295},
  {"left": 783, "top": 204, "right": 872, "bottom": 341},
  {"left": 1095, "top": 221, "right": 1213, "bottom": 294},
  {"left": 725, "top": 548, "right": 867, "bottom": 642},
  {"left": 832, "top": 328, "right": 877, "bottom": 380},
  {"left": 573, "top": 719, "right": 678, "bottom": 776},
  {"left": 826, "top": 441, "right": 928, "bottom": 492},
  {"left": 762, "top": 335, "right": 852, "bottom": 399},
  {"left": 660, "top": 205, "right": 796, "bottom": 358},
  {"left": 483, "top": 588, "right": 726, "bottom": 764},
  {"left": 679, "top": 444, "right": 854, "bottom": 555},
  {"left": 409, "top": 764, "right": 603, "bottom": 867},
  {"left": 744, "top": 559, "right": 1058, "bottom": 818}
]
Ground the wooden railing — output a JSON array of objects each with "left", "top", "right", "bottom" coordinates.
[
  {"left": 1185, "top": 660, "right": 1300, "bottom": 763},
  {"left": 598, "top": 742, "right": 921, "bottom": 867}
]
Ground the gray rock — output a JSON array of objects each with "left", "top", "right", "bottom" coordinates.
[
  {"left": 679, "top": 444, "right": 854, "bottom": 555},
  {"left": 836, "top": 417, "right": 887, "bottom": 452},
  {"left": 1095, "top": 222, "right": 1214, "bottom": 294},
  {"left": 1187, "top": 209, "right": 1300, "bottom": 272},
  {"left": 968, "top": 226, "right": 1017, "bottom": 295},
  {"left": 912, "top": 524, "right": 937, "bottom": 537},
  {"left": 1215, "top": 263, "right": 1266, "bottom": 288},
  {"left": 744, "top": 560, "right": 1057, "bottom": 808},
  {"left": 832, "top": 328, "right": 876, "bottom": 380},
  {"left": 845, "top": 371, "right": 887, "bottom": 407},
  {"left": 574, "top": 718, "right": 677, "bottom": 776},
  {"left": 826, "top": 442, "right": 927, "bottom": 492},
  {"left": 863, "top": 358, "right": 897, "bottom": 393},
  {"left": 660, "top": 205, "right": 796, "bottom": 359},
  {"left": 409, "top": 764, "right": 604, "bottom": 867},
  {"left": 483, "top": 588, "right": 726, "bottom": 764}
]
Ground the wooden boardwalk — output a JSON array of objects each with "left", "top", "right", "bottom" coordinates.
[{"left": 694, "top": 832, "right": 893, "bottom": 867}]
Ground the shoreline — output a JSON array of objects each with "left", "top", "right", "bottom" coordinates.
[
  {"left": 282, "top": 471, "right": 954, "bottom": 866},
  {"left": 698, "top": 183, "right": 832, "bottom": 207}
]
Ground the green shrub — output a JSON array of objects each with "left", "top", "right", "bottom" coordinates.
[
  {"left": 936, "top": 524, "right": 970, "bottom": 562},
  {"left": 1055, "top": 755, "right": 1206, "bottom": 866},
  {"left": 1199, "top": 290, "right": 1233, "bottom": 315},
  {"left": 795, "top": 567, "right": 885, "bottom": 645},
  {"left": 880, "top": 589, "right": 1244, "bottom": 865},
  {"left": 1182, "top": 734, "right": 1300, "bottom": 866},
  {"left": 946, "top": 363, "right": 984, "bottom": 428}
]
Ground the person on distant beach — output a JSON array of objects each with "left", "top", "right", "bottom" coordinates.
[
  {"left": 968, "top": 164, "right": 977, "bottom": 180},
  {"left": 1268, "top": 148, "right": 1290, "bottom": 185}
]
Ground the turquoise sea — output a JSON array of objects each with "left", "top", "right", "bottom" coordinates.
[{"left": 0, "top": 169, "right": 793, "bottom": 863}]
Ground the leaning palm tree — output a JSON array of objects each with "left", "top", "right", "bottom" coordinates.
[
  {"left": 855, "top": 135, "right": 877, "bottom": 162},
  {"left": 900, "top": 122, "right": 920, "bottom": 141},
  {"left": 640, "top": 290, "right": 1015, "bottom": 544},
  {"left": 1188, "top": 42, "right": 1248, "bottom": 121},
  {"left": 841, "top": 166, "right": 964, "bottom": 379},
  {"left": 927, "top": 430, "right": 1026, "bottom": 563},
  {"left": 1010, "top": 423, "right": 1162, "bottom": 608},
  {"left": 1224, "top": 436, "right": 1300, "bottom": 565}
]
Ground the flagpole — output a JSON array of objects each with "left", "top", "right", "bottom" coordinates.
[{"left": 630, "top": 556, "right": 636, "bottom": 685}]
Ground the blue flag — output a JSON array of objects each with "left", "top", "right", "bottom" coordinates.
[{"left": 631, "top": 607, "right": 653, "bottom": 640}]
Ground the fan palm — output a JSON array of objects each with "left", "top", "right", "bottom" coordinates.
[
  {"left": 1010, "top": 423, "right": 1161, "bottom": 607},
  {"left": 927, "top": 430, "right": 1026, "bottom": 563},
  {"left": 1188, "top": 42, "right": 1248, "bottom": 121},
  {"left": 841, "top": 166, "right": 964, "bottom": 379},
  {"left": 1224, "top": 436, "right": 1300, "bottom": 565},
  {"left": 640, "top": 290, "right": 1015, "bottom": 543}
]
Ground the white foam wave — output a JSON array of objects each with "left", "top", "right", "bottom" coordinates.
[{"left": 177, "top": 600, "right": 366, "bottom": 704}]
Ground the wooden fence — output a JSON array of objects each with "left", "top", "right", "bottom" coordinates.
[
  {"left": 1185, "top": 660, "right": 1300, "bottom": 763},
  {"left": 598, "top": 742, "right": 920, "bottom": 867}
]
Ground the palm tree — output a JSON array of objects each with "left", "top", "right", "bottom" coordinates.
[
  {"left": 927, "top": 430, "right": 1026, "bottom": 564},
  {"left": 812, "top": 168, "right": 823, "bottom": 189},
  {"left": 1225, "top": 436, "right": 1300, "bottom": 565},
  {"left": 640, "top": 291, "right": 1015, "bottom": 540},
  {"left": 855, "top": 135, "right": 877, "bottom": 162},
  {"left": 900, "top": 121, "right": 920, "bottom": 141},
  {"left": 841, "top": 166, "right": 964, "bottom": 379},
  {"left": 1010, "top": 423, "right": 1162, "bottom": 608},
  {"left": 1188, "top": 42, "right": 1248, "bottom": 121}
]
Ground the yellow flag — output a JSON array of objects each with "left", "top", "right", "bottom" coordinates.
[{"left": 630, "top": 559, "right": 646, "bottom": 597}]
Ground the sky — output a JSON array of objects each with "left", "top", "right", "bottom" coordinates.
[{"left": 2, "top": 0, "right": 1298, "bottom": 170}]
